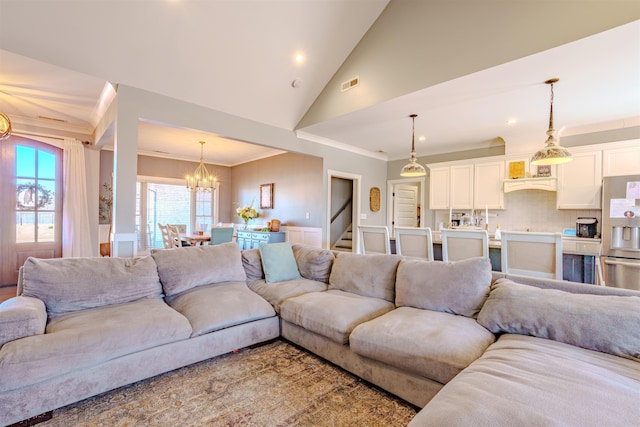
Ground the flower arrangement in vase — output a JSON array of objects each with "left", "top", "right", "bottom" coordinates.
[{"left": 236, "top": 200, "right": 259, "bottom": 229}]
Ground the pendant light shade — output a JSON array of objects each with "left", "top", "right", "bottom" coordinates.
[
  {"left": 400, "top": 114, "right": 427, "bottom": 177},
  {"left": 186, "top": 141, "right": 217, "bottom": 192},
  {"left": 531, "top": 78, "right": 573, "bottom": 166}
]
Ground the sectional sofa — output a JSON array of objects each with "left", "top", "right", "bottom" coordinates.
[{"left": 0, "top": 241, "right": 638, "bottom": 426}]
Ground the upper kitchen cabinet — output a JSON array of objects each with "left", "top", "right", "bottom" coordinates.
[
  {"left": 602, "top": 140, "right": 640, "bottom": 177},
  {"left": 429, "top": 167, "right": 450, "bottom": 210},
  {"left": 428, "top": 159, "right": 503, "bottom": 210},
  {"left": 450, "top": 164, "right": 474, "bottom": 209},
  {"left": 556, "top": 149, "right": 602, "bottom": 209},
  {"left": 474, "top": 160, "right": 505, "bottom": 209}
]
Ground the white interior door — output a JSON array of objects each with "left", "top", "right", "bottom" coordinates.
[{"left": 393, "top": 184, "right": 419, "bottom": 234}]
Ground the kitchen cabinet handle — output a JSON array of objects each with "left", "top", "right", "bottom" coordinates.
[{"left": 603, "top": 259, "right": 640, "bottom": 269}]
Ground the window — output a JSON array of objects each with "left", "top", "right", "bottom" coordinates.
[
  {"left": 195, "top": 190, "right": 212, "bottom": 233},
  {"left": 135, "top": 178, "right": 218, "bottom": 251},
  {"left": 15, "top": 146, "right": 57, "bottom": 243}
]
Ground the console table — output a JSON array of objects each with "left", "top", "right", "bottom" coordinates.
[{"left": 236, "top": 230, "right": 285, "bottom": 250}]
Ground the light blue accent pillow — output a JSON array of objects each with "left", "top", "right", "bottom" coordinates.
[{"left": 259, "top": 242, "right": 301, "bottom": 283}]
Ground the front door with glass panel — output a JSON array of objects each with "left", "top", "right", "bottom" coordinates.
[{"left": 0, "top": 136, "right": 62, "bottom": 285}]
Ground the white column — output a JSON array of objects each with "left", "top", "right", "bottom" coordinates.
[{"left": 111, "top": 89, "right": 138, "bottom": 257}]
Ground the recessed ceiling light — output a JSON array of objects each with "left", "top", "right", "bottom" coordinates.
[
  {"left": 295, "top": 54, "right": 304, "bottom": 64},
  {"left": 418, "top": 136, "right": 426, "bottom": 141},
  {"left": 506, "top": 119, "right": 517, "bottom": 125}
]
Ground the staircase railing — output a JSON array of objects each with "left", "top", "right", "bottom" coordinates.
[
  {"left": 331, "top": 196, "right": 352, "bottom": 224},
  {"left": 330, "top": 196, "right": 353, "bottom": 248}
]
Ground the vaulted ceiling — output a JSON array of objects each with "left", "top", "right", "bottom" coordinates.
[{"left": 0, "top": 1, "right": 638, "bottom": 165}]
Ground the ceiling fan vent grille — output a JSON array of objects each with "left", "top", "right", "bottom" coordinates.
[{"left": 340, "top": 76, "right": 359, "bottom": 92}]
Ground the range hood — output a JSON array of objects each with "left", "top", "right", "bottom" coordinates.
[{"left": 503, "top": 177, "right": 557, "bottom": 193}]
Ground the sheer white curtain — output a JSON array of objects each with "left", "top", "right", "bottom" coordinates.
[{"left": 62, "top": 138, "right": 92, "bottom": 257}]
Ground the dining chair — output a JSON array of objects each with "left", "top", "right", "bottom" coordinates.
[
  {"left": 441, "top": 229, "right": 489, "bottom": 262},
  {"left": 168, "top": 224, "right": 191, "bottom": 246},
  {"left": 158, "top": 223, "right": 173, "bottom": 249},
  {"left": 210, "top": 227, "right": 234, "bottom": 245},
  {"left": 164, "top": 224, "right": 184, "bottom": 248},
  {"left": 501, "top": 231, "right": 563, "bottom": 280},
  {"left": 358, "top": 225, "right": 391, "bottom": 255},
  {"left": 394, "top": 226, "right": 434, "bottom": 261}
]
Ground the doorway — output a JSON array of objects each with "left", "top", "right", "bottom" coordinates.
[
  {"left": 326, "top": 170, "right": 361, "bottom": 251},
  {"left": 387, "top": 178, "right": 426, "bottom": 237},
  {"left": 0, "top": 136, "right": 63, "bottom": 285}
]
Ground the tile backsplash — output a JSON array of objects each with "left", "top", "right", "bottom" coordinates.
[{"left": 432, "top": 190, "right": 602, "bottom": 235}]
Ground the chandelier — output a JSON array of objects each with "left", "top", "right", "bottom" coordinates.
[
  {"left": 400, "top": 114, "right": 426, "bottom": 177},
  {"left": 530, "top": 78, "right": 573, "bottom": 166},
  {"left": 186, "top": 141, "right": 217, "bottom": 192},
  {"left": 0, "top": 113, "right": 11, "bottom": 140}
]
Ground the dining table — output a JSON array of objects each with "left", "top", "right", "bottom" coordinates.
[{"left": 180, "top": 232, "right": 211, "bottom": 246}]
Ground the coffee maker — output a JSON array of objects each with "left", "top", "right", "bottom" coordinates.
[{"left": 576, "top": 217, "right": 598, "bottom": 238}]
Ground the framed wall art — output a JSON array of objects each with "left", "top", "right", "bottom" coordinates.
[
  {"left": 260, "top": 183, "right": 274, "bottom": 209},
  {"left": 508, "top": 160, "right": 526, "bottom": 179},
  {"left": 535, "top": 165, "right": 552, "bottom": 177}
]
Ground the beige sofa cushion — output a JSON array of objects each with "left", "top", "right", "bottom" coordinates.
[
  {"left": 166, "top": 282, "right": 275, "bottom": 337},
  {"left": 409, "top": 334, "right": 640, "bottom": 427},
  {"left": 292, "top": 244, "right": 335, "bottom": 283},
  {"left": 478, "top": 279, "right": 640, "bottom": 361},
  {"left": 248, "top": 277, "right": 327, "bottom": 314},
  {"left": 395, "top": 257, "right": 492, "bottom": 318},
  {"left": 0, "top": 298, "right": 192, "bottom": 392},
  {"left": 280, "top": 290, "right": 395, "bottom": 344},
  {"left": 329, "top": 252, "right": 400, "bottom": 302},
  {"left": 152, "top": 242, "right": 247, "bottom": 297},
  {"left": 0, "top": 297, "right": 47, "bottom": 347},
  {"left": 21, "top": 256, "right": 162, "bottom": 315},
  {"left": 242, "top": 248, "right": 264, "bottom": 281},
  {"left": 242, "top": 245, "right": 335, "bottom": 284},
  {"left": 350, "top": 307, "right": 495, "bottom": 384}
]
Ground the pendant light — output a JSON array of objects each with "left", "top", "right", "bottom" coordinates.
[
  {"left": 400, "top": 114, "right": 427, "bottom": 177},
  {"left": 530, "top": 78, "right": 573, "bottom": 166},
  {"left": 186, "top": 141, "right": 217, "bottom": 192}
]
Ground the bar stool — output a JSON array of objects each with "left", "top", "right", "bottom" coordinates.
[
  {"left": 441, "top": 229, "right": 489, "bottom": 262},
  {"left": 395, "top": 226, "right": 434, "bottom": 260},
  {"left": 501, "top": 231, "right": 563, "bottom": 280},
  {"left": 358, "top": 225, "right": 391, "bottom": 254}
]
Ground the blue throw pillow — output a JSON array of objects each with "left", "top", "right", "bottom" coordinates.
[{"left": 259, "top": 242, "right": 301, "bottom": 283}]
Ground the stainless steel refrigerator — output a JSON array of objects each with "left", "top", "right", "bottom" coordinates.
[{"left": 601, "top": 175, "right": 640, "bottom": 290}]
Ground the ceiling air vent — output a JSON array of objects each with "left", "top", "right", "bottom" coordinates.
[{"left": 341, "top": 76, "right": 359, "bottom": 92}]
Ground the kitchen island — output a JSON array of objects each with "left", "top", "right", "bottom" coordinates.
[{"left": 391, "top": 232, "right": 601, "bottom": 285}]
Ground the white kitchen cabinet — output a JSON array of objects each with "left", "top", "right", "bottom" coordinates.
[
  {"left": 557, "top": 150, "right": 602, "bottom": 209},
  {"left": 602, "top": 142, "right": 640, "bottom": 176},
  {"left": 429, "top": 161, "right": 503, "bottom": 210},
  {"left": 428, "top": 167, "right": 450, "bottom": 210},
  {"left": 474, "top": 160, "right": 505, "bottom": 209},
  {"left": 450, "top": 164, "right": 474, "bottom": 209}
]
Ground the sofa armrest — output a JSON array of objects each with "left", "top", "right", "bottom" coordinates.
[{"left": 0, "top": 296, "right": 47, "bottom": 347}]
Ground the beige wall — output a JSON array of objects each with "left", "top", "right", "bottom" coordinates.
[
  {"left": 230, "top": 152, "right": 323, "bottom": 228},
  {"left": 101, "top": 151, "right": 323, "bottom": 228}
]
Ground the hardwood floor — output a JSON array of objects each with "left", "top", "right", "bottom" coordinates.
[{"left": 0, "top": 285, "right": 17, "bottom": 303}]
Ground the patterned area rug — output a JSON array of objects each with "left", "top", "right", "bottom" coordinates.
[{"left": 40, "top": 340, "right": 418, "bottom": 426}]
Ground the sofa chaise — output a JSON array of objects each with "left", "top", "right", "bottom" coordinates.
[{"left": 1, "top": 241, "right": 638, "bottom": 426}]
